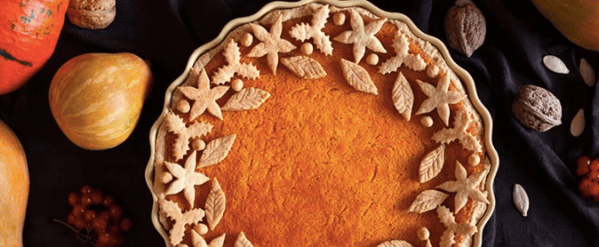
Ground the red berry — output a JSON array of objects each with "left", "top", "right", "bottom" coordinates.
[
  {"left": 91, "top": 190, "right": 104, "bottom": 205},
  {"left": 102, "top": 195, "right": 115, "bottom": 207},
  {"left": 80, "top": 185, "right": 93, "bottom": 195},
  {"left": 96, "top": 232, "right": 112, "bottom": 245},
  {"left": 72, "top": 204, "right": 86, "bottom": 218},
  {"left": 84, "top": 209, "right": 97, "bottom": 223},
  {"left": 579, "top": 178, "right": 594, "bottom": 199},
  {"left": 590, "top": 159, "right": 599, "bottom": 172},
  {"left": 119, "top": 218, "right": 132, "bottom": 232},
  {"left": 113, "top": 233, "right": 125, "bottom": 246},
  {"left": 576, "top": 156, "right": 591, "bottom": 176},
  {"left": 68, "top": 192, "right": 81, "bottom": 206},
  {"left": 67, "top": 213, "right": 77, "bottom": 225},
  {"left": 81, "top": 194, "right": 93, "bottom": 207},
  {"left": 109, "top": 205, "right": 123, "bottom": 221},
  {"left": 74, "top": 218, "right": 87, "bottom": 229},
  {"left": 587, "top": 169, "right": 599, "bottom": 180},
  {"left": 99, "top": 211, "right": 112, "bottom": 222},
  {"left": 93, "top": 218, "right": 108, "bottom": 232}
]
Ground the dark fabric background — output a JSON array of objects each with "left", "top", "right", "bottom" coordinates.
[{"left": 0, "top": 0, "right": 597, "bottom": 246}]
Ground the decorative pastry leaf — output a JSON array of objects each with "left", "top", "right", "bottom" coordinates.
[
  {"left": 376, "top": 240, "right": 414, "bottom": 247},
  {"left": 199, "top": 135, "right": 237, "bottom": 168},
  {"left": 333, "top": 8, "right": 386, "bottom": 63},
  {"left": 437, "top": 205, "right": 477, "bottom": 247},
  {"left": 418, "top": 144, "right": 445, "bottom": 183},
  {"left": 206, "top": 178, "right": 226, "bottom": 230},
  {"left": 165, "top": 112, "right": 213, "bottom": 161},
  {"left": 436, "top": 161, "right": 490, "bottom": 213},
  {"left": 191, "top": 231, "right": 226, "bottom": 247},
  {"left": 340, "top": 58, "right": 378, "bottom": 95},
  {"left": 431, "top": 108, "right": 482, "bottom": 152},
  {"left": 409, "top": 189, "right": 449, "bottom": 213},
  {"left": 392, "top": 72, "right": 414, "bottom": 120},
  {"left": 289, "top": 4, "right": 333, "bottom": 55},
  {"left": 160, "top": 199, "right": 206, "bottom": 246},
  {"left": 179, "top": 69, "right": 230, "bottom": 120},
  {"left": 235, "top": 232, "right": 254, "bottom": 247},
  {"left": 379, "top": 31, "right": 426, "bottom": 74},
  {"left": 164, "top": 151, "right": 210, "bottom": 206},
  {"left": 222, "top": 88, "right": 271, "bottom": 111},
  {"left": 415, "top": 73, "right": 466, "bottom": 126},
  {"left": 281, "top": 56, "right": 327, "bottom": 79},
  {"left": 213, "top": 39, "right": 260, "bottom": 85},
  {"left": 248, "top": 14, "right": 296, "bottom": 75}
]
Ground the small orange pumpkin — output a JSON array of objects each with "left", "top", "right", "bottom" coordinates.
[
  {"left": 0, "top": 0, "right": 68, "bottom": 95},
  {"left": 49, "top": 52, "right": 153, "bottom": 150},
  {"left": 531, "top": 0, "right": 599, "bottom": 51},
  {"left": 0, "top": 119, "right": 29, "bottom": 247}
]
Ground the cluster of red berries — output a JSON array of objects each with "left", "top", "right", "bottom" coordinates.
[
  {"left": 575, "top": 156, "right": 599, "bottom": 202},
  {"left": 66, "top": 185, "right": 132, "bottom": 247}
]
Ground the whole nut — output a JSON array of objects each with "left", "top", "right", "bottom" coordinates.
[
  {"left": 67, "top": 0, "right": 116, "bottom": 30},
  {"left": 444, "top": 0, "right": 486, "bottom": 57},
  {"left": 512, "top": 85, "right": 562, "bottom": 131}
]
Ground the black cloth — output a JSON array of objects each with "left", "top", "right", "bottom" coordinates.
[{"left": 1, "top": 0, "right": 597, "bottom": 246}]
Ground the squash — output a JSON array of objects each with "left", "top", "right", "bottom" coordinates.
[
  {"left": 49, "top": 53, "right": 153, "bottom": 150},
  {"left": 531, "top": 0, "right": 599, "bottom": 51},
  {"left": 0, "top": 0, "right": 68, "bottom": 95},
  {"left": 0, "top": 119, "right": 29, "bottom": 247}
]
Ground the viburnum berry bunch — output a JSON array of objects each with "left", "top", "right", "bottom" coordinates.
[
  {"left": 60, "top": 185, "right": 133, "bottom": 247},
  {"left": 576, "top": 156, "right": 599, "bottom": 202}
]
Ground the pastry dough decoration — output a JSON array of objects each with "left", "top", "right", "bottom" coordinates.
[
  {"left": 340, "top": 58, "right": 378, "bottom": 95},
  {"left": 160, "top": 199, "right": 206, "bottom": 246},
  {"left": 437, "top": 205, "right": 477, "bottom": 247},
  {"left": 289, "top": 4, "right": 333, "bottom": 55},
  {"left": 198, "top": 135, "right": 237, "bottom": 168},
  {"left": 212, "top": 39, "right": 260, "bottom": 85},
  {"left": 334, "top": 8, "right": 386, "bottom": 63},
  {"left": 179, "top": 69, "right": 230, "bottom": 120},
  {"left": 248, "top": 14, "right": 297, "bottom": 74},
  {"left": 205, "top": 178, "right": 226, "bottom": 230},
  {"left": 415, "top": 73, "right": 466, "bottom": 126},
  {"left": 164, "top": 151, "right": 210, "bottom": 206},
  {"left": 419, "top": 144, "right": 445, "bottom": 183},
  {"left": 379, "top": 31, "right": 427, "bottom": 74},
  {"left": 376, "top": 240, "right": 414, "bottom": 247},
  {"left": 432, "top": 108, "right": 482, "bottom": 152},
  {"left": 409, "top": 189, "right": 449, "bottom": 213},
  {"left": 164, "top": 112, "right": 213, "bottom": 161},
  {"left": 436, "top": 161, "right": 490, "bottom": 213},
  {"left": 392, "top": 72, "right": 414, "bottom": 120},
  {"left": 281, "top": 56, "right": 327, "bottom": 79},
  {"left": 234, "top": 232, "right": 255, "bottom": 247},
  {"left": 222, "top": 87, "right": 271, "bottom": 111}
]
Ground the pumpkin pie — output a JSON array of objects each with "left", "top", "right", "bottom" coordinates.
[{"left": 146, "top": 1, "right": 498, "bottom": 247}]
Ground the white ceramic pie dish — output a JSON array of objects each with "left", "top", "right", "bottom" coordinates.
[{"left": 145, "top": 1, "right": 499, "bottom": 246}]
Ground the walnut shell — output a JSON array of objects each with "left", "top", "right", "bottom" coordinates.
[
  {"left": 512, "top": 85, "right": 562, "bottom": 131},
  {"left": 444, "top": 1, "right": 486, "bottom": 57},
  {"left": 67, "top": 0, "right": 116, "bottom": 30}
]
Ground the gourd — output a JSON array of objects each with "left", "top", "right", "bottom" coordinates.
[
  {"left": 49, "top": 53, "right": 153, "bottom": 150},
  {"left": 0, "top": 119, "right": 29, "bottom": 247},
  {"left": 0, "top": 0, "right": 68, "bottom": 95},
  {"left": 531, "top": 0, "right": 599, "bottom": 51}
]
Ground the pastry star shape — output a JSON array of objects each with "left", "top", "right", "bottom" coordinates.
[
  {"left": 334, "top": 8, "right": 387, "bottom": 63},
  {"left": 415, "top": 72, "right": 466, "bottom": 126},
  {"left": 164, "top": 151, "right": 210, "bottom": 206},
  {"left": 437, "top": 205, "right": 478, "bottom": 247},
  {"left": 178, "top": 69, "right": 230, "bottom": 120},
  {"left": 436, "top": 161, "right": 489, "bottom": 213},
  {"left": 248, "top": 14, "right": 297, "bottom": 75}
]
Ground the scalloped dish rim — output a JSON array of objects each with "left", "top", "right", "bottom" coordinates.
[{"left": 144, "top": 0, "right": 500, "bottom": 246}]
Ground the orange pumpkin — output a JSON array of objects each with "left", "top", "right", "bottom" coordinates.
[
  {"left": 0, "top": 119, "right": 29, "bottom": 247},
  {"left": 531, "top": 0, "right": 599, "bottom": 51},
  {"left": 49, "top": 52, "right": 153, "bottom": 150},
  {"left": 0, "top": 0, "right": 68, "bottom": 95}
]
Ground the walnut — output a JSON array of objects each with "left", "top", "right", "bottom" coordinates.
[
  {"left": 512, "top": 85, "right": 562, "bottom": 131},
  {"left": 444, "top": 0, "right": 486, "bottom": 57},
  {"left": 67, "top": 0, "right": 116, "bottom": 30}
]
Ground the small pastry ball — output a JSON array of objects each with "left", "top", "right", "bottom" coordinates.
[
  {"left": 301, "top": 43, "right": 314, "bottom": 55},
  {"left": 192, "top": 139, "right": 206, "bottom": 151},
  {"left": 366, "top": 54, "right": 379, "bottom": 65},
  {"left": 468, "top": 154, "right": 481, "bottom": 166},
  {"left": 420, "top": 116, "right": 434, "bottom": 127},
  {"left": 240, "top": 32, "right": 253, "bottom": 47},
  {"left": 333, "top": 12, "right": 346, "bottom": 26},
  {"left": 427, "top": 64, "right": 439, "bottom": 78},
  {"left": 177, "top": 100, "right": 190, "bottom": 113},
  {"left": 417, "top": 227, "right": 430, "bottom": 240},
  {"left": 231, "top": 79, "right": 244, "bottom": 92}
]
